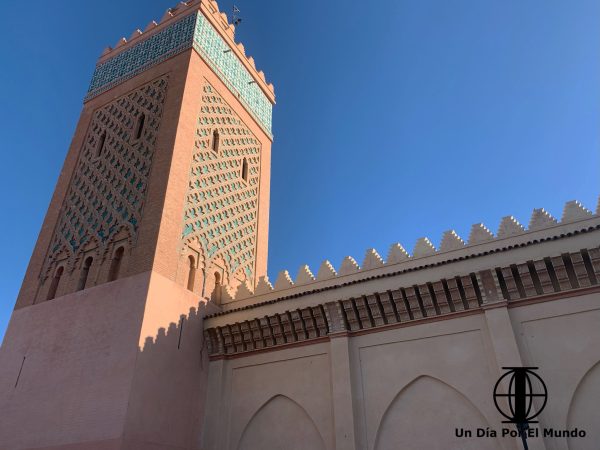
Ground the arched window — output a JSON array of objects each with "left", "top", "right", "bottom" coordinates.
[
  {"left": 108, "top": 246, "right": 125, "bottom": 282},
  {"left": 187, "top": 255, "right": 196, "bottom": 292},
  {"left": 213, "top": 272, "right": 222, "bottom": 305},
  {"left": 212, "top": 129, "right": 220, "bottom": 153},
  {"left": 134, "top": 113, "right": 146, "bottom": 140},
  {"left": 95, "top": 132, "right": 106, "bottom": 158},
  {"left": 47, "top": 266, "right": 64, "bottom": 300},
  {"left": 77, "top": 256, "right": 93, "bottom": 291},
  {"left": 241, "top": 157, "right": 248, "bottom": 182}
]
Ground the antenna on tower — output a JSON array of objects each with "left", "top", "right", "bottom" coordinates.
[{"left": 232, "top": 5, "right": 242, "bottom": 27}]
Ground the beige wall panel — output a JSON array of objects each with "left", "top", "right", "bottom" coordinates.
[
  {"left": 224, "top": 346, "right": 333, "bottom": 450},
  {"left": 352, "top": 316, "right": 507, "bottom": 450},
  {"left": 511, "top": 293, "right": 600, "bottom": 450}
]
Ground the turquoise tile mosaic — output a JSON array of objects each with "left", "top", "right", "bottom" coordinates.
[
  {"left": 87, "top": 14, "right": 196, "bottom": 100},
  {"left": 86, "top": 12, "right": 273, "bottom": 135},
  {"left": 192, "top": 14, "right": 273, "bottom": 134}
]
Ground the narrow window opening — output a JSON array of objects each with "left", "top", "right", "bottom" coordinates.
[
  {"left": 95, "top": 132, "right": 106, "bottom": 158},
  {"left": 241, "top": 157, "right": 248, "bottom": 182},
  {"left": 77, "top": 256, "right": 93, "bottom": 291},
  {"left": 47, "top": 266, "right": 64, "bottom": 300},
  {"left": 212, "top": 271, "right": 222, "bottom": 304},
  {"left": 135, "top": 113, "right": 145, "bottom": 140},
  {"left": 212, "top": 129, "right": 220, "bottom": 152},
  {"left": 108, "top": 246, "right": 125, "bottom": 282},
  {"left": 187, "top": 255, "right": 196, "bottom": 291}
]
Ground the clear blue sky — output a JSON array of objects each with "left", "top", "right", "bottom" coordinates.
[{"left": 1, "top": 0, "right": 598, "bottom": 341}]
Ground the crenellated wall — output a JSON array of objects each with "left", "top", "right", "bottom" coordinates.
[
  {"left": 219, "top": 199, "right": 599, "bottom": 306},
  {"left": 87, "top": 0, "right": 275, "bottom": 136},
  {"left": 202, "top": 199, "right": 600, "bottom": 450}
]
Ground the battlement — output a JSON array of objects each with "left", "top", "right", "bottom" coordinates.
[
  {"left": 86, "top": 0, "right": 275, "bottom": 134},
  {"left": 222, "top": 198, "right": 600, "bottom": 306}
]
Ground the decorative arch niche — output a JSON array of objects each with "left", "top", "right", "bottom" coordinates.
[
  {"left": 567, "top": 361, "right": 600, "bottom": 450},
  {"left": 237, "top": 395, "right": 326, "bottom": 450},
  {"left": 374, "top": 375, "right": 500, "bottom": 450}
]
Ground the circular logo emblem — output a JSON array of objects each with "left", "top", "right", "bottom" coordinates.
[{"left": 493, "top": 367, "right": 548, "bottom": 423}]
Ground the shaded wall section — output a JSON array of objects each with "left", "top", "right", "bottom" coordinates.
[{"left": 0, "top": 270, "right": 219, "bottom": 450}]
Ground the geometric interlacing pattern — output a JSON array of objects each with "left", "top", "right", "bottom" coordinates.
[
  {"left": 182, "top": 82, "right": 261, "bottom": 283},
  {"left": 46, "top": 76, "right": 169, "bottom": 270}
]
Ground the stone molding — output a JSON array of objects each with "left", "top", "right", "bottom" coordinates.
[{"left": 205, "top": 246, "right": 600, "bottom": 358}]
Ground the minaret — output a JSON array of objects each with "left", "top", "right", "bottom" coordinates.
[{"left": 0, "top": 1, "right": 274, "bottom": 448}]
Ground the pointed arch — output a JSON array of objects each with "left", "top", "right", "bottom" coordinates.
[
  {"left": 77, "top": 256, "right": 94, "bottom": 291},
  {"left": 567, "top": 361, "right": 600, "bottom": 450},
  {"left": 237, "top": 395, "right": 326, "bottom": 450},
  {"left": 374, "top": 375, "right": 499, "bottom": 450},
  {"left": 187, "top": 255, "right": 196, "bottom": 292},
  {"left": 108, "top": 246, "right": 125, "bottom": 282},
  {"left": 46, "top": 265, "right": 64, "bottom": 300}
]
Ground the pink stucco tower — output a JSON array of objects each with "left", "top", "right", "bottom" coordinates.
[{"left": 0, "top": 1, "right": 274, "bottom": 448}]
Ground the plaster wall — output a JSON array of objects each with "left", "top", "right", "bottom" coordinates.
[
  {"left": 202, "top": 292, "right": 600, "bottom": 450},
  {"left": 0, "top": 273, "right": 150, "bottom": 449},
  {"left": 0, "top": 269, "right": 217, "bottom": 450}
]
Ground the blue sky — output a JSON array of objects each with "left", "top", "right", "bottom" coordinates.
[{"left": 0, "top": 0, "right": 598, "bottom": 341}]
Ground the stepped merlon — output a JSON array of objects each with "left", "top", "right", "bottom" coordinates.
[{"left": 222, "top": 197, "right": 600, "bottom": 304}]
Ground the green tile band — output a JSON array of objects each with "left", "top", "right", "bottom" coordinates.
[{"left": 87, "top": 12, "right": 273, "bottom": 135}]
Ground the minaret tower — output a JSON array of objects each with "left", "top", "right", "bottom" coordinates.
[{"left": 0, "top": 1, "right": 274, "bottom": 448}]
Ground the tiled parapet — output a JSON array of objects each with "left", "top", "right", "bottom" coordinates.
[
  {"left": 86, "top": 0, "right": 274, "bottom": 136},
  {"left": 204, "top": 245, "right": 600, "bottom": 357},
  {"left": 219, "top": 198, "right": 600, "bottom": 306}
]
